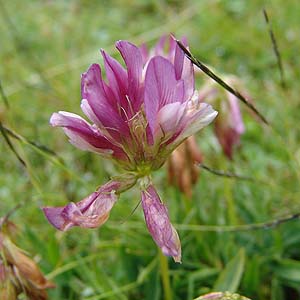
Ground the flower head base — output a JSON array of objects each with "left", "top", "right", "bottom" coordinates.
[{"left": 45, "top": 37, "right": 217, "bottom": 262}]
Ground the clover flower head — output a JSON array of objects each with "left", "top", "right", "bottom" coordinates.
[{"left": 43, "top": 36, "right": 217, "bottom": 262}]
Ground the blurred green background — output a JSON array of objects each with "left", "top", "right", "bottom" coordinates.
[{"left": 1, "top": 0, "right": 300, "bottom": 299}]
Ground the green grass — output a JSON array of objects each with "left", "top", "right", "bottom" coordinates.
[{"left": 1, "top": 0, "right": 300, "bottom": 299}]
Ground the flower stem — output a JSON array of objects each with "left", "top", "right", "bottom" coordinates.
[{"left": 159, "top": 249, "right": 172, "bottom": 300}]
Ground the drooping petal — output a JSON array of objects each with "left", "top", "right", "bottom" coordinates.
[
  {"left": 144, "top": 56, "right": 185, "bottom": 134},
  {"left": 43, "top": 178, "right": 136, "bottom": 231},
  {"left": 43, "top": 190, "right": 117, "bottom": 231},
  {"left": 116, "top": 41, "right": 143, "bottom": 113},
  {"left": 141, "top": 185, "right": 181, "bottom": 263}
]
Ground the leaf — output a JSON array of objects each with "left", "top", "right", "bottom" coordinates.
[
  {"left": 213, "top": 248, "right": 245, "bottom": 292},
  {"left": 274, "top": 258, "right": 300, "bottom": 284}
]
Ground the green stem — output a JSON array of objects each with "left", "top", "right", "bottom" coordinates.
[{"left": 159, "top": 249, "right": 172, "bottom": 300}]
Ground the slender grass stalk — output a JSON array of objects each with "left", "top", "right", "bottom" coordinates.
[{"left": 159, "top": 249, "right": 172, "bottom": 300}]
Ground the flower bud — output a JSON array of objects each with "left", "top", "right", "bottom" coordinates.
[
  {"left": 198, "top": 75, "right": 249, "bottom": 159},
  {"left": 0, "top": 231, "right": 54, "bottom": 300},
  {"left": 168, "top": 136, "right": 203, "bottom": 198},
  {"left": 141, "top": 185, "right": 181, "bottom": 262}
]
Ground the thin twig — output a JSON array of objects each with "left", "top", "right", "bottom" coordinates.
[
  {"left": 263, "top": 8, "right": 286, "bottom": 89},
  {"left": 198, "top": 163, "right": 256, "bottom": 182},
  {"left": 175, "top": 38, "right": 269, "bottom": 125},
  {"left": 0, "top": 79, "right": 9, "bottom": 108}
]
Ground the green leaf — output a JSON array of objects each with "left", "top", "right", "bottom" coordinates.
[
  {"left": 213, "top": 248, "right": 245, "bottom": 292},
  {"left": 274, "top": 258, "right": 300, "bottom": 284}
]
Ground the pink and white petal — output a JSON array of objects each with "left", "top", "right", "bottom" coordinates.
[
  {"left": 50, "top": 112, "right": 126, "bottom": 159},
  {"left": 81, "top": 99, "right": 103, "bottom": 127},
  {"left": 116, "top": 41, "right": 143, "bottom": 112},
  {"left": 141, "top": 185, "right": 181, "bottom": 263},
  {"left": 144, "top": 56, "right": 183, "bottom": 134},
  {"left": 154, "top": 101, "right": 186, "bottom": 141},
  {"left": 50, "top": 112, "right": 112, "bottom": 148},
  {"left": 178, "top": 103, "right": 218, "bottom": 142},
  {"left": 62, "top": 128, "right": 113, "bottom": 156},
  {"left": 50, "top": 111, "right": 90, "bottom": 128}
]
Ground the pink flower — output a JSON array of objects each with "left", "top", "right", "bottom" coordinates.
[{"left": 43, "top": 37, "right": 217, "bottom": 262}]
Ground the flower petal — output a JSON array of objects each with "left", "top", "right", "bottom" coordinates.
[
  {"left": 178, "top": 102, "right": 218, "bottom": 141},
  {"left": 173, "top": 39, "right": 194, "bottom": 100},
  {"left": 227, "top": 92, "right": 245, "bottom": 134},
  {"left": 101, "top": 50, "right": 129, "bottom": 113},
  {"left": 81, "top": 64, "right": 128, "bottom": 135},
  {"left": 50, "top": 111, "right": 126, "bottom": 158},
  {"left": 43, "top": 178, "right": 136, "bottom": 231},
  {"left": 214, "top": 93, "right": 244, "bottom": 159},
  {"left": 144, "top": 56, "right": 185, "bottom": 134},
  {"left": 154, "top": 101, "right": 186, "bottom": 142},
  {"left": 116, "top": 41, "right": 143, "bottom": 113},
  {"left": 141, "top": 185, "right": 181, "bottom": 263},
  {"left": 139, "top": 43, "right": 149, "bottom": 65}
]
